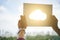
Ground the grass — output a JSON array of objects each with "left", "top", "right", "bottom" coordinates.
[
  {"left": 26, "top": 35, "right": 60, "bottom": 40},
  {"left": 0, "top": 35, "right": 60, "bottom": 40}
]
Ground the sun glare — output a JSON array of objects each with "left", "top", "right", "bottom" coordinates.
[{"left": 29, "top": 9, "right": 47, "bottom": 20}]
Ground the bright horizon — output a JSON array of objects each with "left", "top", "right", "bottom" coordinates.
[{"left": 0, "top": 0, "right": 60, "bottom": 36}]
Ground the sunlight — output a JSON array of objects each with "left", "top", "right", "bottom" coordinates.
[{"left": 29, "top": 9, "right": 47, "bottom": 20}]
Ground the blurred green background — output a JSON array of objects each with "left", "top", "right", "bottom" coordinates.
[{"left": 0, "top": 35, "right": 60, "bottom": 40}]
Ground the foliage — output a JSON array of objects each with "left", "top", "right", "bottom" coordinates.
[
  {"left": 0, "top": 36, "right": 17, "bottom": 40},
  {"left": 0, "top": 35, "right": 60, "bottom": 40},
  {"left": 26, "top": 35, "right": 60, "bottom": 40}
]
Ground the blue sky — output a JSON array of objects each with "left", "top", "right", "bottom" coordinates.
[{"left": 0, "top": 0, "right": 60, "bottom": 36}]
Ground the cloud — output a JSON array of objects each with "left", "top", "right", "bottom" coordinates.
[
  {"left": 0, "top": 6, "right": 6, "bottom": 13},
  {"left": 0, "top": 6, "right": 13, "bottom": 21},
  {"left": 0, "top": 6, "right": 18, "bottom": 36}
]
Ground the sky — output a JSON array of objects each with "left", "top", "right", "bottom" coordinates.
[{"left": 0, "top": 0, "right": 60, "bottom": 36}]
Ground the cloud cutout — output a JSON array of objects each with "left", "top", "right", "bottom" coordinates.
[{"left": 29, "top": 9, "right": 47, "bottom": 20}]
